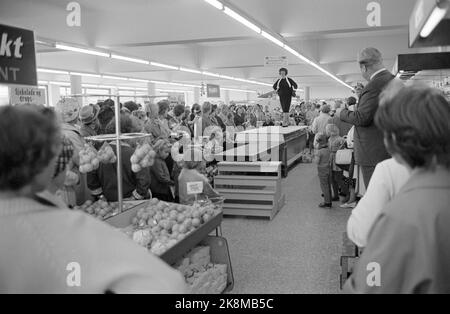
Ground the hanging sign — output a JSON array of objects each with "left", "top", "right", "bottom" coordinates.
[
  {"left": 0, "top": 24, "right": 37, "bottom": 86},
  {"left": 264, "top": 56, "right": 288, "bottom": 67},
  {"left": 9, "top": 85, "right": 46, "bottom": 105},
  {"left": 187, "top": 181, "right": 204, "bottom": 195},
  {"left": 206, "top": 84, "right": 220, "bottom": 98}
]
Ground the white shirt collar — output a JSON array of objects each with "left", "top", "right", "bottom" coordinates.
[{"left": 370, "top": 68, "right": 387, "bottom": 81}]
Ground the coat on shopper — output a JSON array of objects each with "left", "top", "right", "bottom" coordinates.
[
  {"left": 344, "top": 169, "right": 450, "bottom": 293},
  {"left": 339, "top": 70, "right": 393, "bottom": 166},
  {"left": 0, "top": 197, "right": 186, "bottom": 293},
  {"left": 149, "top": 156, "right": 174, "bottom": 201},
  {"left": 87, "top": 143, "right": 150, "bottom": 201}
]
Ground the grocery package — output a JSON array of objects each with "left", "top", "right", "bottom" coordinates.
[
  {"left": 130, "top": 143, "right": 155, "bottom": 172},
  {"left": 122, "top": 198, "right": 220, "bottom": 255},
  {"left": 175, "top": 245, "right": 228, "bottom": 294},
  {"left": 97, "top": 142, "right": 116, "bottom": 163},
  {"left": 79, "top": 144, "right": 99, "bottom": 173}
]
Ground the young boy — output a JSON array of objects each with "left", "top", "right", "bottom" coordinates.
[
  {"left": 326, "top": 124, "right": 348, "bottom": 202},
  {"left": 150, "top": 139, "right": 175, "bottom": 201},
  {"left": 315, "top": 133, "right": 332, "bottom": 208}
]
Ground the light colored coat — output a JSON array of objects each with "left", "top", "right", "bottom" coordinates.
[{"left": 0, "top": 197, "right": 186, "bottom": 293}]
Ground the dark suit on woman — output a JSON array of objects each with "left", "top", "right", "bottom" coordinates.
[{"left": 340, "top": 70, "right": 394, "bottom": 187}]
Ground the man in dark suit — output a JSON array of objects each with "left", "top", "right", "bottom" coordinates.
[{"left": 340, "top": 47, "right": 393, "bottom": 188}]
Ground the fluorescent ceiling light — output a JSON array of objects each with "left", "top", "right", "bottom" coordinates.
[
  {"left": 261, "top": 31, "right": 285, "bottom": 48},
  {"left": 179, "top": 67, "right": 202, "bottom": 74},
  {"left": 102, "top": 75, "right": 129, "bottom": 81},
  {"left": 202, "top": 71, "right": 222, "bottom": 78},
  {"left": 223, "top": 7, "right": 261, "bottom": 33},
  {"left": 70, "top": 72, "right": 101, "bottom": 78},
  {"left": 55, "top": 44, "right": 110, "bottom": 57},
  {"left": 38, "top": 80, "right": 49, "bottom": 85},
  {"left": 37, "top": 68, "right": 69, "bottom": 75},
  {"left": 128, "top": 78, "right": 149, "bottom": 83},
  {"left": 219, "top": 75, "right": 236, "bottom": 80},
  {"left": 420, "top": 5, "right": 449, "bottom": 37},
  {"left": 204, "top": 0, "right": 223, "bottom": 10},
  {"left": 222, "top": 88, "right": 257, "bottom": 93},
  {"left": 111, "top": 54, "right": 150, "bottom": 65},
  {"left": 150, "top": 62, "right": 179, "bottom": 70}
]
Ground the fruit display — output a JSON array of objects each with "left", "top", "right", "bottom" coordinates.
[
  {"left": 74, "top": 199, "right": 142, "bottom": 220},
  {"left": 79, "top": 144, "right": 100, "bottom": 173},
  {"left": 122, "top": 198, "right": 221, "bottom": 256},
  {"left": 130, "top": 143, "right": 155, "bottom": 172},
  {"left": 97, "top": 142, "right": 117, "bottom": 164},
  {"left": 175, "top": 246, "right": 228, "bottom": 294}
]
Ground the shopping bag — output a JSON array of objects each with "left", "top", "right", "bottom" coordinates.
[{"left": 335, "top": 149, "right": 353, "bottom": 166}]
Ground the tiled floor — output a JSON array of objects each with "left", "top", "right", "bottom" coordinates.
[{"left": 222, "top": 163, "right": 352, "bottom": 294}]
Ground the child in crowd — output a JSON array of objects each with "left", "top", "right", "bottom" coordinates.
[
  {"left": 315, "top": 133, "right": 332, "bottom": 208},
  {"left": 326, "top": 124, "right": 348, "bottom": 202},
  {"left": 150, "top": 139, "right": 175, "bottom": 201},
  {"left": 178, "top": 147, "right": 220, "bottom": 205}
]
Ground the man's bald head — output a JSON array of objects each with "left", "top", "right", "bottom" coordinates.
[
  {"left": 358, "top": 47, "right": 383, "bottom": 67},
  {"left": 358, "top": 47, "right": 385, "bottom": 81}
]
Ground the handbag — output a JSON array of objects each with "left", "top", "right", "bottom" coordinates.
[{"left": 335, "top": 149, "right": 353, "bottom": 166}]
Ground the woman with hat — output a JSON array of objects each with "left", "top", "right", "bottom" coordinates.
[
  {"left": 273, "top": 67, "right": 298, "bottom": 127},
  {"left": 79, "top": 104, "right": 100, "bottom": 138},
  {"left": 56, "top": 98, "right": 91, "bottom": 206}
]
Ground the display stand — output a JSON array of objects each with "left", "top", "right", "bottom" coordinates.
[
  {"left": 65, "top": 93, "right": 165, "bottom": 213},
  {"left": 214, "top": 161, "right": 285, "bottom": 220}
]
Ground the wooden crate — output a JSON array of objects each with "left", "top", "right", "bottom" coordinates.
[{"left": 214, "top": 161, "right": 285, "bottom": 220}]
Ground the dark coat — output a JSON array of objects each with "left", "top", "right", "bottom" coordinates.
[{"left": 340, "top": 70, "right": 394, "bottom": 166}]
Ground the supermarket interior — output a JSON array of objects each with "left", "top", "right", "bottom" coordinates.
[{"left": 0, "top": 0, "right": 450, "bottom": 296}]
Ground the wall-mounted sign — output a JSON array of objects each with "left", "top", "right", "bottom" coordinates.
[
  {"left": 0, "top": 24, "right": 37, "bottom": 86},
  {"left": 186, "top": 181, "right": 204, "bottom": 195},
  {"left": 9, "top": 85, "right": 46, "bottom": 105},
  {"left": 264, "top": 56, "right": 288, "bottom": 67},
  {"left": 206, "top": 84, "right": 220, "bottom": 98}
]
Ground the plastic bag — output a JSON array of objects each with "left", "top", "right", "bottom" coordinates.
[
  {"left": 97, "top": 142, "right": 117, "bottom": 164},
  {"left": 130, "top": 143, "right": 156, "bottom": 172},
  {"left": 79, "top": 143, "right": 99, "bottom": 173}
]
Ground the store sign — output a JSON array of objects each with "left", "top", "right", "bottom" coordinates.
[
  {"left": 264, "top": 56, "right": 288, "bottom": 67},
  {"left": 187, "top": 181, "right": 204, "bottom": 195},
  {"left": 206, "top": 84, "right": 220, "bottom": 98},
  {"left": 9, "top": 85, "right": 46, "bottom": 105},
  {"left": 0, "top": 24, "right": 37, "bottom": 86}
]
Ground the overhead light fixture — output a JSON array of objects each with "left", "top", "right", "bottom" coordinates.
[
  {"left": 150, "top": 62, "right": 179, "bottom": 70},
  {"left": 203, "top": 0, "right": 223, "bottom": 10},
  {"left": 202, "top": 71, "right": 222, "bottom": 78},
  {"left": 111, "top": 54, "right": 150, "bottom": 65},
  {"left": 420, "top": 1, "right": 449, "bottom": 37},
  {"left": 38, "top": 80, "right": 49, "bottom": 85},
  {"left": 37, "top": 68, "right": 69, "bottom": 75},
  {"left": 261, "top": 31, "right": 285, "bottom": 48},
  {"left": 179, "top": 67, "right": 203, "bottom": 74},
  {"left": 69, "top": 71, "right": 101, "bottom": 78},
  {"left": 102, "top": 75, "right": 129, "bottom": 81},
  {"left": 222, "top": 88, "right": 257, "bottom": 93},
  {"left": 223, "top": 7, "right": 261, "bottom": 33},
  {"left": 55, "top": 43, "right": 110, "bottom": 57},
  {"left": 219, "top": 75, "right": 236, "bottom": 80},
  {"left": 128, "top": 78, "right": 149, "bottom": 83}
]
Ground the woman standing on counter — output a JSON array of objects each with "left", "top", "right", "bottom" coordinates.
[{"left": 273, "top": 68, "right": 298, "bottom": 127}]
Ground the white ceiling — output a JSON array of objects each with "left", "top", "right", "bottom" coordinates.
[{"left": 0, "top": 0, "right": 447, "bottom": 98}]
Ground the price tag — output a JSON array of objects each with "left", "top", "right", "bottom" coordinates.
[{"left": 187, "top": 181, "right": 204, "bottom": 195}]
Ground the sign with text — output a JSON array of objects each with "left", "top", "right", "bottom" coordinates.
[
  {"left": 187, "top": 181, "right": 204, "bottom": 195},
  {"left": 0, "top": 24, "right": 37, "bottom": 86},
  {"left": 206, "top": 84, "right": 220, "bottom": 98},
  {"left": 9, "top": 85, "right": 46, "bottom": 105},
  {"left": 264, "top": 56, "right": 288, "bottom": 67}
]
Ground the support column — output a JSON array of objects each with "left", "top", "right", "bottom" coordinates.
[
  {"left": 224, "top": 90, "right": 230, "bottom": 105},
  {"left": 193, "top": 87, "right": 200, "bottom": 104},
  {"left": 48, "top": 84, "right": 61, "bottom": 107},
  {"left": 304, "top": 86, "right": 311, "bottom": 103},
  {"left": 70, "top": 74, "right": 82, "bottom": 106},
  {"left": 147, "top": 82, "right": 156, "bottom": 97}
]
